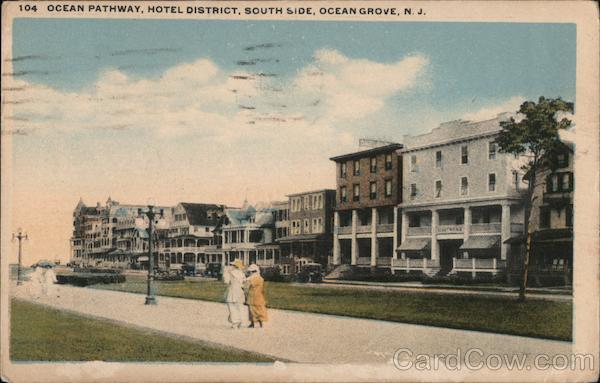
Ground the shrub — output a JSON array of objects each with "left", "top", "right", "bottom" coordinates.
[
  {"left": 57, "top": 273, "right": 126, "bottom": 287},
  {"left": 422, "top": 273, "right": 506, "bottom": 285}
]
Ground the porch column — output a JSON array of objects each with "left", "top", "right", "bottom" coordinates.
[
  {"left": 393, "top": 207, "right": 399, "bottom": 260},
  {"left": 501, "top": 203, "right": 511, "bottom": 260},
  {"left": 351, "top": 210, "right": 358, "bottom": 265},
  {"left": 243, "top": 251, "right": 249, "bottom": 265},
  {"left": 333, "top": 211, "right": 341, "bottom": 264},
  {"left": 463, "top": 206, "right": 471, "bottom": 258},
  {"left": 371, "top": 208, "right": 378, "bottom": 266},
  {"left": 401, "top": 210, "right": 408, "bottom": 243},
  {"left": 431, "top": 209, "right": 439, "bottom": 261}
]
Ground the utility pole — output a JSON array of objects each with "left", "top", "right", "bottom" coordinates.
[{"left": 12, "top": 229, "right": 28, "bottom": 285}]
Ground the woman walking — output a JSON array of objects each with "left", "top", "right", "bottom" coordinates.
[
  {"left": 223, "top": 259, "right": 246, "bottom": 329},
  {"left": 245, "top": 264, "right": 268, "bottom": 328}
]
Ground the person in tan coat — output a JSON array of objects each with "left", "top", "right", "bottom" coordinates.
[{"left": 245, "top": 264, "right": 268, "bottom": 328}]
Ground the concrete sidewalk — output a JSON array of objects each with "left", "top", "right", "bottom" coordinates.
[{"left": 11, "top": 284, "right": 571, "bottom": 364}]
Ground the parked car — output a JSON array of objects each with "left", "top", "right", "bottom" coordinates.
[
  {"left": 296, "top": 263, "right": 323, "bottom": 283},
  {"left": 204, "top": 263, "right": 222, "bottom": 279},
  {"left": 181, "top": 263, "right": 196, "bottom": 276}
]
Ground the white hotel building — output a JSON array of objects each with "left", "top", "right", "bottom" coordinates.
[{"left": 395, "top": 114, "right": 527, "bottom": 276}]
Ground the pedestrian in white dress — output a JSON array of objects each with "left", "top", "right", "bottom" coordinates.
[
  {"left": 223, "top": 259, "right": 246, "bottom": 329},
  {"left": 42, "top": 265, "right": 59, "bottom": 297},
  {"left": 27, "top": 265, "right": 44, "bottom": 299}
]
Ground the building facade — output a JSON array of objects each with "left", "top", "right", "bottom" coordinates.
[
  {"left": 157, "top": 202, "right": 225, "bottom": 272},
  {"left": 70, "top": 197, "right": 174, "bottom": 269},
  {"left": 330, "top": 144, "right": 403, "bottom": 269},
  {"left": 514, "top": 142, "right": 574, "bottom": 284},
  {"left": 277, "top": 189, "right": 336, "bottom": 273},
  {"left": 397, "top": 115, "right": 526, "bottom": 276}
]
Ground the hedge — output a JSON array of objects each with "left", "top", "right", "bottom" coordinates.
[{"left": 57, "top": 273, "right": 126, "bottom": 287}]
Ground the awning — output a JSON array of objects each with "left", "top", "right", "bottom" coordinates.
[
  {"left": 460, "top": 236, "right": 500, "bottom": 250},
  {"left": 504, "top": 236, "right": 524, "bottom": 244},
  {"left": 397, "top": 238, "right": 431, "bottom": 251},
  {"left": 277, "top": 234, "right": 325, "bottom": 243}
]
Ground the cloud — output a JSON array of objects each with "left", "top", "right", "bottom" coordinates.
[
  {"left": 461, "top": 96, "right": 525, "bottom": 122},
  {"left": 2, "top": 49, "right": 429, "bottom": 141}
]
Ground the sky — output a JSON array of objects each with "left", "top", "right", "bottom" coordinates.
[{"left": 4, "top": 19, "right": 576, "bottom": 264}]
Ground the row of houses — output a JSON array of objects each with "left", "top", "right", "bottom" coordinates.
[{"left": 70, "top": 113, "right": 573, "bottom": 281}]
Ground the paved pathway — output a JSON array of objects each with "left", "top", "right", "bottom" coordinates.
[{"left": 11, "top": 284, "right": 571, "bottom": 365}]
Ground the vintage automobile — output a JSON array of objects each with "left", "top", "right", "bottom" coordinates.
[
  {"left": 295, "top": 263, "right": 324, "bottom": 283},
  {"left": 204, "top": 262, "right": 222, "bottom": 279}
]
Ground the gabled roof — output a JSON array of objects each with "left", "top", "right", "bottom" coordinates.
[{"left": 180, "top": 203, "right": 224, "bottom": 226}]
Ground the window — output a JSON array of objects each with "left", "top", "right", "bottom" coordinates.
[
  {"left": 547, "top": 175, "right": 559, "bottom": 192},
  {"left": 353, "top": 184, "right": 360, "bottom": 202},
  {"left": 566, "top": 205, "right": 573, "bottom": 227},
  {"left": 561, "top": 173, "right": 570, "bottom": 191},
  {"left": 461, "top": 145, "right": 469, "bottom": 164},
  {"left": 304, "top": 219, "right": 310, "bottom": 233},
  {"left": 513, "top": 171, "right": 520, "bottom": 190},
  {"left": 340, "top": 187, "right": 347, "bottom": 203},
  {"left": 385, "top": 154, "right": 393, "bottom": 170},
  {"left": 408, "top": 215, "right": 421, "bottom": 227},
  {"left": 410, "top": 155, "right": 418, "bottom": 172},
  {"left": 385, "top": 179, "right": 392, "bottom": 197},
  {"left": 435, "top": 151, "right": 442, "bottom": 168},
  {"left": 410, "top": 184, "right": 417, "bottom": 199},
  {"left": 304, "top": 196, "right": 311, "bottom": 210},
  {"left": 435, "top": 180, "right": 442, "bottom": 198},
  {"left": 369, "top": 181, "right": 377, "bottom": 200},
  {"left": 557, "top": 153, "right": 568, "bottom": 168},
  {"left": 353, "top": 160, "right": 360, "bottom": 176},
  {"left": 460, "top": 177, "right": 469, "bottom": 196},
  {"left": 540, "top": 207, "right": 551, "bottom": 228},
  {"left": 340, "top": 162, "right": 347, "bottom": 178},
  {"left": 488, "top": 141, "right": 497, "bottom": 160},
  {"left": 370, "top": 157, "right": 377, "bottom": 173},
  {"left": 488, "top": 173, "right": 496, "bottom": 192}
]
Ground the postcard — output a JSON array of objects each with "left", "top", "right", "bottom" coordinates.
[{"left": 1, "top": 1, "right": 598, "bottom": 382}]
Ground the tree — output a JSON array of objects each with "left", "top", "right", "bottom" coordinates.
[{"left": 496, "top": 96, "right": 573, "bottom": 301}]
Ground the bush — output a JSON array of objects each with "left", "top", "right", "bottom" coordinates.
[
  {"left": 155, "top": 273, "right": 184, "bottom": 281},
  {"left": 57, "top": 273, "right": 126, "bottom": 287},
  {"left": 73, "top": 267, "right": 122, "bottom": 274},
  {"left": 260, "top": 267, "right": 288, "bottom": 282},
  {"left": 422, "top": 273, "right": 506, "bottom": 285}
]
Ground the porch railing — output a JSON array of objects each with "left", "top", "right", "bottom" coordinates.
[
  {"left": 407, "top": 226, "right": 432, "bottom": 236},
  {"left": 470, "top": 223, "right": 502, "bottom": 234}
]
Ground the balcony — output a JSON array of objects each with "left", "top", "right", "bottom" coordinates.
[
  {"left": 376, "top": 224, "right": 394, "bottom": 233},
  {"left": 377, "top": 257, "right": 392, "bottom": 266},
  {"left": 356, "top": 257, "right": 371, "bottom": 266},
  {"left": 392, "top": 258, "right": 438, "bottom": 269},
  {"left": 453, "top": 258, "right": 506, "bottom": 271},
  {"left": 356, "top": 225, "right": 372, "bottom": 234},
  {"left": 436, "top": 224, "right": 463, "bottom": 234},
  {"left": 337, "top": 226, "right": 352, "bottom": 235},
  {"left": 470, "top": 223, "right": 501, "bottom": 234},
  {"left": 407, "top": 226, "right": 431, "bottom": 236}
]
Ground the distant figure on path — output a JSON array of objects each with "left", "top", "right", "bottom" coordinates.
[
  {"left": 42, "top": 265, "right": 59, "bottom": 298},
  {"left": 27, "top": 265, "right": 44, "bottom": 299},
  {"left": 223, "top": 259, "right": 246, "bottom": 329},
  {"left": 245, "top": 264, "right": 268, "bottom": 328}
]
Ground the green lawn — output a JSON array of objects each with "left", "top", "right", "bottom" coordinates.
[
  {"left": 10, "top": 299, "right": 274, "bottom": 362},
  {"left": 93, "top": 277, "right": 572, "bottom": 341}
]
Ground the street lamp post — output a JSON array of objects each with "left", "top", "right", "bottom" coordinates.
[
  {"left": 137, "top": 205, "right": 164, "bottom": 305},
  {"left": 12, "top": 228, "right": 28, "bottom": 285}
]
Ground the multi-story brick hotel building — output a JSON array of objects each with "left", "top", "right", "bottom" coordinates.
[{"left": 330, "top": 144, "right": 403, "bottom": 268}]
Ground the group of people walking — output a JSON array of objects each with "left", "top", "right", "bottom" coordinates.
[
  {"left": 223, "top": 259, "right": 269, "bottom": 329},
  {"left": 26, "top": 264, "right": 59, "bottom": 299}
]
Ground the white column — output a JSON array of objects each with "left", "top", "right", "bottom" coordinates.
[
  {"left": 371, "top": 208, "right": 378, "bottom": 266},
  {"left": 333, "top": 211, "right": 341, "bottom": 265},
  {"left": 401, "top": 210, "right": 409, "bottom": 243},
  {"left": 463, "top": 206, "right": 471, "bottom": 259},
  {"left": 431, "top": 209, "right": 439, "bottom": 261},
  {"left": 351, "top": 210, "right": 358, "bottom": 265},
  {"left": 393, "top": 207, "right": 399, "bottom": 260},
  {"left": 501, "top": 203, "right": 511, "bottom": 260}
]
